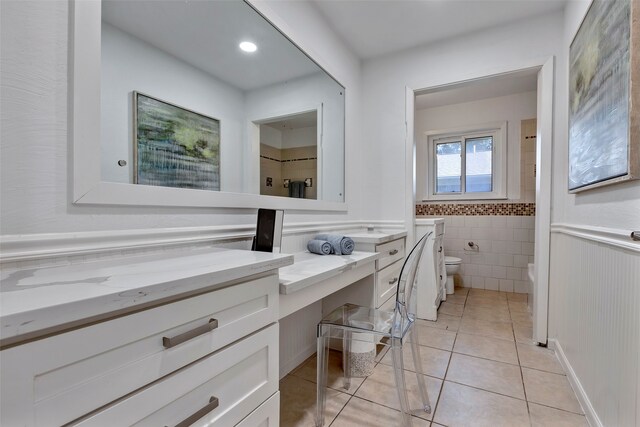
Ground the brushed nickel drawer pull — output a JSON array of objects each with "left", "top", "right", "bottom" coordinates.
[
  {"left": 172, "top": 396, "right": 219, "bottom": 427},
  {"left": 163, "top": 318, "right": 218, "bottom": 349},
  {"left": 388, "top": 277, "right": 398, "bottom": 285},
  {"left": 389, "top": 249, "right": 399, "bottom": 255}
]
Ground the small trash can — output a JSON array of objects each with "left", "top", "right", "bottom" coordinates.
[{"left": 346, "top": 323, "right": 375, "bottom": 377}]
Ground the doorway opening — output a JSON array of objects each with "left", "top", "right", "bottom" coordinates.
[{"left": 406, "top": 59, "right": 554, "bottom": 345}]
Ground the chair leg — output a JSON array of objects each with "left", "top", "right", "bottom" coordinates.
[
  {"left": 342, "top": 330, "right": 352, "bottom": 390},
  {"left": 316, "top": 325, "right": 330, "bottom": 427},
  {"left": 390, "top": 339, "right": 413, "bottom": 427},
  {"left": 409, "top": 325, "right": 431, "bottom": 413}
]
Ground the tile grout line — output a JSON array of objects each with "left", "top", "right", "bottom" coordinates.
[
  {"left": 428, "top": 289, "right": 467, "bottom": 425},
  {"left": 510, "top": 294, "right": 533, "bottom": 427}
]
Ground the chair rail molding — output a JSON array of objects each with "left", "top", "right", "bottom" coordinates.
[
  {"left": 551, "top": 223, "right": 640, "bottom": 253},
  {"left": 0, "top": 220, "right": 405, "bottom": 263}
]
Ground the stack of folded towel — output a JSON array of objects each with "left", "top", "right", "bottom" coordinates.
[{"left": 307, "top": 234, "right": 355, "bottom": 256}]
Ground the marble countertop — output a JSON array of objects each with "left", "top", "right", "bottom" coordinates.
[
  {"left": 278, "top": 251, "right": 381, "bottom": 295},
  {"left": 0, "top": 247, "right": 293, "bottom": 344},
  {"left": 348, "top": 230, "right": 407, "bottom": 245}
]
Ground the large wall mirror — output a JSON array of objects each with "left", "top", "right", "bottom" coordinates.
[{"left": 72, "top": 0, "right": 346, "bottom": 210}]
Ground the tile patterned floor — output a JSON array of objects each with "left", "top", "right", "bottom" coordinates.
[{"left": 281, "top": 288, "right": 588, "bottom": 426}]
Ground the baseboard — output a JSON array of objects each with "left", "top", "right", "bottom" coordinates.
[
  {"left": 280, "top": 342, "right": 316, "bottom": 380},
  {"left": 549, "top": 338, "right": 602, "bottom": 427}
]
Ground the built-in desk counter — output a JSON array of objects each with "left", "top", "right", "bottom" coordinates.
[{"left": 278, "top": 251, "right": 380, "bottom": 319}]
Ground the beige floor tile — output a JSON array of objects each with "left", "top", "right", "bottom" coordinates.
[
  {"left": 411, "top": 324, "right": 457, "bottom": 351},
  {"left": 446, "top": 353, "right": 525, "bottom": 399},
  {"left": 513, "top": 322, "right": 534, "bottom": 344},
  {"left": 380, "top": 344, "right": 451, "bottom": 379},
  {"left": 331, "top": 396, "right": 430, "bottom": 427},
  {"left": 375, "top": 344, "right": 389, "bottom": 363},
  {"left": 445, "top": 293, "right": 467, "bottom": 305},
  {"left": 290, "top": 351, "right": 365, "bottom": 394},
  {"left": 511, "top": 311, "right": 533, "bottom": 325},
  {"left": 417, "top": 314, "right": 461, "bottom": 332},
  {"left": 434, "top": 381, "right": 529, "bottom": 427},
  {"left": 522, "top": 368, "right": 583, "bottom": 414},
  {"left": 438, "top": 301, "right": 464, "bottom": 317},
  {"left": 529, "top": 403, "right": 589, "bottom": 426},
  {"left": 454, "top": 286, "right": 470, "bottom": 295},
  {"left": 507, "top": 292, "right": 527, "bottom": 302},
  {"left": 465, "top": 297, "right": 509, "bottom": 310},
  {"left": 355, "top": 362, "right": 442, "bottom": 420},
  {"left": 508, "top": 300, "right": 529, "bottom": 313},
  {"left": 453, "top": 333, "right": 519, "bottom": 365},
  {"left": 462, "top": 305, "right": 512, "bottom": 323},
  {"left": 459, "top": 317, "right": 514, "bottom": 341},
  {"left": 517, "top": 343, "right": 564, "bottom": 374},
  {"left": 280, "top": 375, "right": 349, "bottom": 427},
  {"left": 468, "top": 289, "right": 507, "bottom": 300}
]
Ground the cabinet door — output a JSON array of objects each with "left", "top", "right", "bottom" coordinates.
[
  {"left": 236, "top": 391, "right": 280, "bottom": 427},
  {"left": 74, "top": 324, "right": 279, "bottom": 427},
  {"left": 0, "top": 275, "right": 279, "bottom": 427}
]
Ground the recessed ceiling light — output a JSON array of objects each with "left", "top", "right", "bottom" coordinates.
[{"left": 239, "top": 41, "right": 257, "bottom": 53}]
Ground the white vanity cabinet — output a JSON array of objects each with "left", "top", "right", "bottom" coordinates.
[
  {"left": 0, "top": 248, "right": 292, "bottom": 427},
  {"left": 349, "top": 231, "right": 407, "bottom": 310}
]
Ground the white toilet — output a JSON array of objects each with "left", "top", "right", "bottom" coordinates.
[{"left": 444, "top": 256, "right": 462, "bottom": 294}]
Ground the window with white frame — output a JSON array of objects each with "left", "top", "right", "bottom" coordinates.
[{"left": 424, "top": 122, "right": 507, "bottom": 200}]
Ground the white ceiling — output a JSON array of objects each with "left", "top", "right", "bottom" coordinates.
[
  {"left": 415, "top": 68, "right": 538, "bottom": 109},
  {"left": 311, "top": 0, "right": 566, "bottom": 59},
  {"left": 262, "top": 111, "right": 318, "bottom": 130},
  {"left": 102, "top": 0, "right": 321, "bottom": 91}
]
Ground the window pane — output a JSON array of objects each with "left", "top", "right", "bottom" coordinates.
[
  {"left": 436, "top": 142, "right": 461, "bottom": 193},
  {"left": 466, "top": 137, "right": 492, "bottom": 192}
]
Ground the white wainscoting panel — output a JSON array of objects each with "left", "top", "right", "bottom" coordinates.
[
  {"left": 549, "top": 228, "right": 640, "bottom": 427},
  {"left": 279, "top": 300, "right": 322, "bottom": 379}
]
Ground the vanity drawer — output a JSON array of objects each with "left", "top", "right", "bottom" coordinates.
[
  {"left": 0, "top": 274, "right": 279, "bottom": 427},
  {"left": 376, "top": 238, "right": 405, "bottom": 270},
  {"left": 73, "top": 324, "right": 279, "bottom": 426},
  {"left": 376, "top": 260, "right": 402, "bottom": 308},
  {"left": 236, "top": 391, "right": 280, "bottom": 427}
]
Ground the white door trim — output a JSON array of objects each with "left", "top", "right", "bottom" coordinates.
[{"left": 533, "top": 56, "right": 555, "bottom": 345}]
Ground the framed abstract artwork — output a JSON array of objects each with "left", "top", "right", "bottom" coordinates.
[
  {"left": 133, "top": 92, "right": 221, "bottom": 191},
  {"left": 568, "top": 0, "right": 639, "bottom": 192}
]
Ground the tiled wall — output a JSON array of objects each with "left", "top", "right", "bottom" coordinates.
[
  {"left": 431, "top": 215, "right": 536, "bottom": 293},
  {"left": 259, "top": 144, "right": 317, "bottom": 199}
]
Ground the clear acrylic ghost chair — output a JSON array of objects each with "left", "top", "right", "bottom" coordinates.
[{"left": 316, "top": 232, "right": 433, "bottom": 427}]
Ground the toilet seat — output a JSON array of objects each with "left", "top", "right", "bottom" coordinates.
[{"left": 445, "top": 256, "right": 462, "bottom": 265}]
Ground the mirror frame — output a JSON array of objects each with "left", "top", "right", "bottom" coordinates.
[{"left": 70, "top": 0, "right": 347, "bottom": 211}]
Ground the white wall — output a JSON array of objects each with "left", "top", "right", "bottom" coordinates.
[
  {"left": 415, "top": 91, "right": 537, "bottom": 201},
  {"left": 551, "top": 1, "right": 640, "bottom": 229},
  {"left": 546, "top": 2, "right": 640, "bottom": 426},
  {"left": 101, "top": 24, "right": 245, "bottom": 192},
  {"left": 260, "top": 126, "right": 283, "bottom": 149},
  {"left": 282, "top": 126, "right": 316, "bottom": 149},
  {"left": 0, "top": 0, "right": 361, "bottom": 235},
  {"left": 360, "top": 11, "right": 564, "bottom": 220}
]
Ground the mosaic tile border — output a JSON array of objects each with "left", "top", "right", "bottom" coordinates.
[
  {"left": 416, "top": 203, "right": 535, "bottom": 216},
  {"left": 260, "top": 155, "right": 317, "bottom": 163}
]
